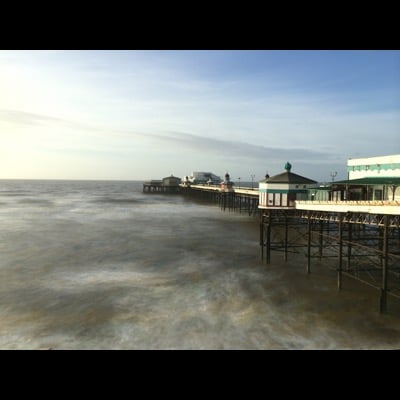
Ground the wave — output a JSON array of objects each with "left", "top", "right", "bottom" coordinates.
[
  {"left": 17, "top": 198, "right": 54, "bottom": 206},
  {"left": 92, "top": 197, "right": 144, "bottom": 205},
  {"left": 0, "top": 192, "right": 30, "bottom": 197}
]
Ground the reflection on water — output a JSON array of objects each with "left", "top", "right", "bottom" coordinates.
[{"left": 0, "top": 180, "right": 399, "bottom": 349}]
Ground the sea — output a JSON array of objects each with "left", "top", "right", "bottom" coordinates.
[{"left": 1, "top": 179, "right": 399, "bottom": 350}]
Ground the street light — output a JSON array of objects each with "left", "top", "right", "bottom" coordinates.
[
  {"left": 250, "top": 174, "right": 255, "bottom": 190},
  {"left": 330, "top": 171, "right": 337, "bottom": 182},
  {"left": 237, "top": 177, "right": 241, "bottom": 188}
]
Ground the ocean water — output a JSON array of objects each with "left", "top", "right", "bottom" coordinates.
[{"left": 0, "top": 179, "right": 399, "bottom": 350}]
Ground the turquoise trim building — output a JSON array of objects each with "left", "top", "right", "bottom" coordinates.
[{"left": 258, "top": 163, "right": 317, "bottom": 209}]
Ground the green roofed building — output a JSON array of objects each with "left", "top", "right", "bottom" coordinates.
[
  {"left": 329, "top": 154, "right": 400, "bottom": 201},
  {"left": 258, "top": 162, "right": 317, "bottom": 209},
  {"left": 330, "top": 176, "right": 400, "bottom": 201}
]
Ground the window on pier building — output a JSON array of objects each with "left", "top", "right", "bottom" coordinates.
[{"left": 374, "top": 189, "right": 383, "bottom": 200}]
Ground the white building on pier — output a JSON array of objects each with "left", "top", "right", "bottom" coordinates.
[{"left": 258, "top": 162, "right": 317, "bottom": 209}]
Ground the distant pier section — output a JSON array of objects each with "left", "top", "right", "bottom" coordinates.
[
  {"left": 180, "top": 173, "right": 260, "bottom": 215},
  {"left": 143, "top": 171, "right": 259, "bottom": 214},
  {"left": 143, "top": 175, "right": 182, "bottom": 193}
]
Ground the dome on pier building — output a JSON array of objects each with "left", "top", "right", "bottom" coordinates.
[
  {"left": 220, "top": 171, "right": 234, "bottom": 192},
  {"left": 258, "top": 162, "right": 317, "bottom": 209}
]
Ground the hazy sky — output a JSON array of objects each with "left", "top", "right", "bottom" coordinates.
[{"left": 1, "top": 50, "right": 399, "bottom": 182}]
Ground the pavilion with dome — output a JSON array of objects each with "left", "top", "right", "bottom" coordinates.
[{"left": 258, "top": 162, "right": 317, "bottom": 209}]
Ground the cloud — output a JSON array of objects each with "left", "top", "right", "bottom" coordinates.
[
  {"left": 0, "top": 107, "right": 337, "bottom": 165},
  {"left": 140, "top": 130, "right": 338, "bottom": 164},
  {"left": 0, "top": 108, "right": 112, "bottom": 136},
  {"left": 0, "top": 108, "right": 63, "bottom": 126}
]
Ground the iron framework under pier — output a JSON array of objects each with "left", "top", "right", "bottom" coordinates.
[
  {"left": 260, "top": 208, "right": 400, "bottom": 313},
  {"left": 181, "top": 185, "right": 259, "bottom": 216}
]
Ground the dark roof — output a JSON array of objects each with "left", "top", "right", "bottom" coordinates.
[
  {"left": 333, "top": 177, "right": 400, "bottom": 186},
  {"left": 260, "top": 171, "right": 317, "bottom": 184}
]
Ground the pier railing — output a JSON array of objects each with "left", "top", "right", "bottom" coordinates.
[
  {"left": 181, "top": 184, "right": 259, "bottom": 197},
  {"left": 297, "top": 200, "right": 400, "bottom": 206},
  {"left": 181, "top": 184, "right": 259, "bottom": 215},
  {"left": 296, "top": 200, "right": 400, "bottom": 215}
]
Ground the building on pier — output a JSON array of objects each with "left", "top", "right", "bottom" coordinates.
[
  {"left": 162, "top": 174, "right": 181, "bottom": 188},
  {"left": 300, "top": 155, "right": 400, "bottom": 202},
  {"left": 143, "top": 175, "right": 181, "bottom": 193},
  {"left": 258, "top": 162, "right": 317, "bottom": 209},
  {"left": 329, "top": 177, "right": 400, "bottom": 202},
  {"left": 182, "top": 171, "right": 221, "bottom": 185},
  {"left": 327, "top": 155, "right": 400, "bottom": 202},
  {"left": 220, "top": 172, "right": 234, "bottom": 192},
  {"left": 347, "top": 154, "right": 400, "bottom": 180}
]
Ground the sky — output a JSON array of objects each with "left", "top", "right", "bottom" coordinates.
[{"left": 1, "top": 50, "right": 399, "bottom": 182}]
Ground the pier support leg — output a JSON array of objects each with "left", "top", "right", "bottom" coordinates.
[
  {"left": 318, "top": 219, "right": 323, "bottom": 259},
  {"left": 380, "top": 215, "right": 389, "bottom": 314},
  {"left": 284, "top": 216, "right": 288, "bottom": 262},
  {"left": 338, "top": 215, "right": 343, "bottom": 290},
  {"left": 347, "top": 218, "right": 352, "bottom": 271},
  {"left": 307, "top": 213, "right": 311, "bottom": 274},
  {"left": 266, "top": 212, "right": 271, "bottom": 264},
  {"left": 260, "top": 215, "right": 264, "bottom": 261},
  {"left": 378, "top": 226, "right": 384, "bottom": 267}
]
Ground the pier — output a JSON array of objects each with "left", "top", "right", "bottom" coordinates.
[
  {"left": 143, "top": 180, "right": 163, "bottom": 193},
  {"left": 260, "top": 202, "right": 400, "bottom": 314},
  {"left": 177, "top": 183, "right": 400, "bottom": 313},
  {"left": 144, "top": 155, "right": 400, "bottom": 313},
  {"left": 180, "top": 184, "right": 259, "bottom": 216},
  {"left": 143, "top": 175, "right": 182, "bottom": 193}
]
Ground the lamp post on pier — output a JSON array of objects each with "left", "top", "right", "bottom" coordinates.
[
  {"left": 250, "top": 174, "right": 255, "bottom": 190},
  {"left": 330, "top": 171, "right": 337, "bottom": 182},
  {"left": 237, "top": 177, "right": 241, "bottom": 188}
]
